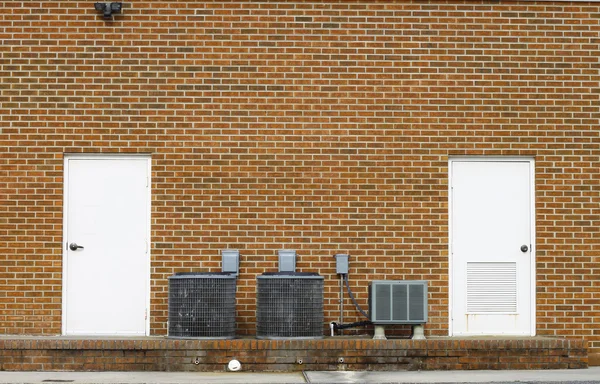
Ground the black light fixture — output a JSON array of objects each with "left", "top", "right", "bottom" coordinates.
[{"left": 94, "top": 2, "right": 122, "bottom": 19}]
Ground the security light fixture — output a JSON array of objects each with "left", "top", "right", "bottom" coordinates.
[{"left": 95, "top": 2, "right": 122, "bottom": 19}]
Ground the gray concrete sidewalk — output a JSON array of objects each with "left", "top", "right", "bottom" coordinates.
[
  {"left": 0, "top": 372, "right": 303, "bottom": 384},
  {"left": 306, "top": 367, "right": 600, "bottom": 383},
  {"left": 0, "top": 368, "right": 599, "bottom": 383}
]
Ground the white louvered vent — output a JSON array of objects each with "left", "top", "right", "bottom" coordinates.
[{"left": 467, "top": 262, "right": 517, "bottom": 313}]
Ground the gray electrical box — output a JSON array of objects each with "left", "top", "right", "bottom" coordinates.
[
  {"left": 334, "top": 253, "right": 349, "bottom": 274},
  {"left": 221, "top": 249, "right": 240, "bottom": 275},
  {"left": 278, "top": 249, "right": 296, "bottom": 272}
]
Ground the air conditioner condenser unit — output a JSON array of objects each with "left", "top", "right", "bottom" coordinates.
[{"left": 368, "top": 280, "right": 428, "bottom": 324}]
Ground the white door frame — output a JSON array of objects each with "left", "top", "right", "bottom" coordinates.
[
  {"left": 62, "top": 154, "right": 151, "bottom": 336},
  {"left": 448, "top": 157, "right": 536, "bottom": 336}
]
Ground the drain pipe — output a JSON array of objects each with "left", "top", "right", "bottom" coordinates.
[{"left": 331, "top": 320, "right": 372, "bottom": 332}]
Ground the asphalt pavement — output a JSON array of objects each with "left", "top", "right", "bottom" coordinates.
[{"left": 0, "top": 368, "right": 599, "bottom": 384}]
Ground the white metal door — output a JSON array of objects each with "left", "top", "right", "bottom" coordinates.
[
  {"left": 63, "top": 156, "right": 150, "bottom": 335},
  {"left": 450, "top": 159, "right": 535, "bottom": 335}
]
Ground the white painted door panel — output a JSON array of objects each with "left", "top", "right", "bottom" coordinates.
[
  {"left": 64, "top": 157, "right": 149, "bottom": 335},
  {"left": 451, "top": 160, "right": 533, "bottom": 335}
]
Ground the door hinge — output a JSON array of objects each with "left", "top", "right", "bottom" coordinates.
[
  {"left": 145, "top": 309, "right": 148, "bottom": 320},
  {"left": 146, "top": 176, "right": 149, "bottom": 188}
]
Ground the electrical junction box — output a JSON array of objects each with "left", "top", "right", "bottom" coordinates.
[
  {"left": 278, "top": 249, "right": 296, "bottom": 273},
  {"left": 334, "top": 254, "right": 349, "bottom": 274},
  {"left": 221, "top": 249, "right": 240, "bottom": 275}
]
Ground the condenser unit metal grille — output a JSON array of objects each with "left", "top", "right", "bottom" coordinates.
[
  {"left": 168, "top": 272, "right": 236, "bottom": 339},
  {"left": 256, "top": 272, "right": 324, "bottom": 339},
  {"left": 369, "top": 280, "right": 428, "bottom": 324}
]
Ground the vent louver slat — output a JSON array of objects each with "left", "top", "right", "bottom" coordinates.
[{"left": 467, "top": 262, "right": 517, "bottom": 313}]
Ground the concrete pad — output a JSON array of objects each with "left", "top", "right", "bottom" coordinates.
[{"left": 305, "top": 367, "right": 600, "bottom": 383}]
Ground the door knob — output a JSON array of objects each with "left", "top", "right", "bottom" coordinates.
[
  {"left": 520, "top": 245, "right": 529, "bottom": 253},
  {"left": 69, "top": 242, "right": 84, "bottom": 251}
]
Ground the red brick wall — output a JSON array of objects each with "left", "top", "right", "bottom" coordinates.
[{"left": 0, "top": 0, "right": 599, "bottom": 354}]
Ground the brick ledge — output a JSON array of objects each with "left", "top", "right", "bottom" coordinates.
[{"left": 0, "top": 337, "right": 587, "bottom": 371}]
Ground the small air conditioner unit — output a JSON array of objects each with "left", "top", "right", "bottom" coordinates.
[{"left": 369, "top": 280, "right": 428, "bottom": 324}]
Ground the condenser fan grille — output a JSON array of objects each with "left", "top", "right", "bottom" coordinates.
[
  {"left": 256, "top": 272, "right": 324, "bottom": 339},
  {"left": 168, "top": 273, "right": 236, "bottom": 339}
]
